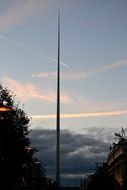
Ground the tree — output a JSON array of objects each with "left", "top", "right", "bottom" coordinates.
[{"left": 0, "top": 84, "right": 47, "bottom": 189}]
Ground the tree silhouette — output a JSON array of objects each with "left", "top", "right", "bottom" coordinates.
[{"left": 0, "top": 85, "right": 47, "bottom": 190}]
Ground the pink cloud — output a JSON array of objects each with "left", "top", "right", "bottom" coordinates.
[
  {"left": 0, "top": 0, "right": 48, "bottom": 31},
  {"left": 2, "top": 76, "right": 72, "bottom": 104}
]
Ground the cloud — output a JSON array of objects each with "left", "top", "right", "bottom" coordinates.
[
  {"left": 85, "top": 60, "right": 127, "bottom": 78},
  {"left": 32, "top": 71, "right": 56, "bottom": 79},
  {"left": 29, "top": 128, "right": 113, "bottom": 186},
  {"left": 31, "top": 110, "right": 127, "bottom": 119},
  {"left": 32, "top": 60, "right": 127, "bottom": 80},
  {"left": 0, "top": 0, "right": 48, "bottom": 31},
  {"left": 81, "top": 59, "right": 127, "bottom": 78},
  {"left": 2, "top": 76, "right": 71, "bottom": 104}
]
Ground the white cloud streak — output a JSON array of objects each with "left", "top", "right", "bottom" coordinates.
[
  {"left": 32, "top": 71, "right": 56, "bottom": 79},
  {"left": 0, "top": 34, "right": 69, "bottom": 68},
  {"left": 89, "top": 60, "right": 127, "bottom": 76},
  {"left": 32, "top": 60, "right": 127, "bottom": 80}
]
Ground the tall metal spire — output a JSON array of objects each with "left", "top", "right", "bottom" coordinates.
[{"left": 56, "top": 10, "right": 60, "bottom": 186}]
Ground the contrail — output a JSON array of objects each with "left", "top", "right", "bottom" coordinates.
[
  {"left": 30, "top": 110, "right": 127, "bottom": 119},
  {"left": 0, "top": 34, "right": 69, "bottom": 68}
]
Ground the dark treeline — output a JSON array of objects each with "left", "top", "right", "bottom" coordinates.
[{"left": 0, "top": 84, "right": 58, "bottom": 190}]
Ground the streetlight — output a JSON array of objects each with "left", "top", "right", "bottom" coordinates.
[{"left": 0, "top": 105, "right": 12, "bottom": 112}]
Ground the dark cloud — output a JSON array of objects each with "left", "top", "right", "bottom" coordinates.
[{"left": 28, "top": 127, "right": 117, "bottom": 186}]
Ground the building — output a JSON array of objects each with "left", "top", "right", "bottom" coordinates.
[
  {"left": 107, "top": 137, "right": 127, "bottom": 190},
  {"left": 82, "top": 130, "right": 127, "bottom": 190}
]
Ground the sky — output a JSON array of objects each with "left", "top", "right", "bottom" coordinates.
[{"left": 1, "top": 0, "right": 127, "bottom": 186}]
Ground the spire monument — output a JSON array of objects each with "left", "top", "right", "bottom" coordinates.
[{"left": 56, "top": 10, "right": 60, "bottom": 186}]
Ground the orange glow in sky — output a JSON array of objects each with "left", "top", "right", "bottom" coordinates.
[{"left": 31, "top": 110, "right": 127, "bottom": 119}]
